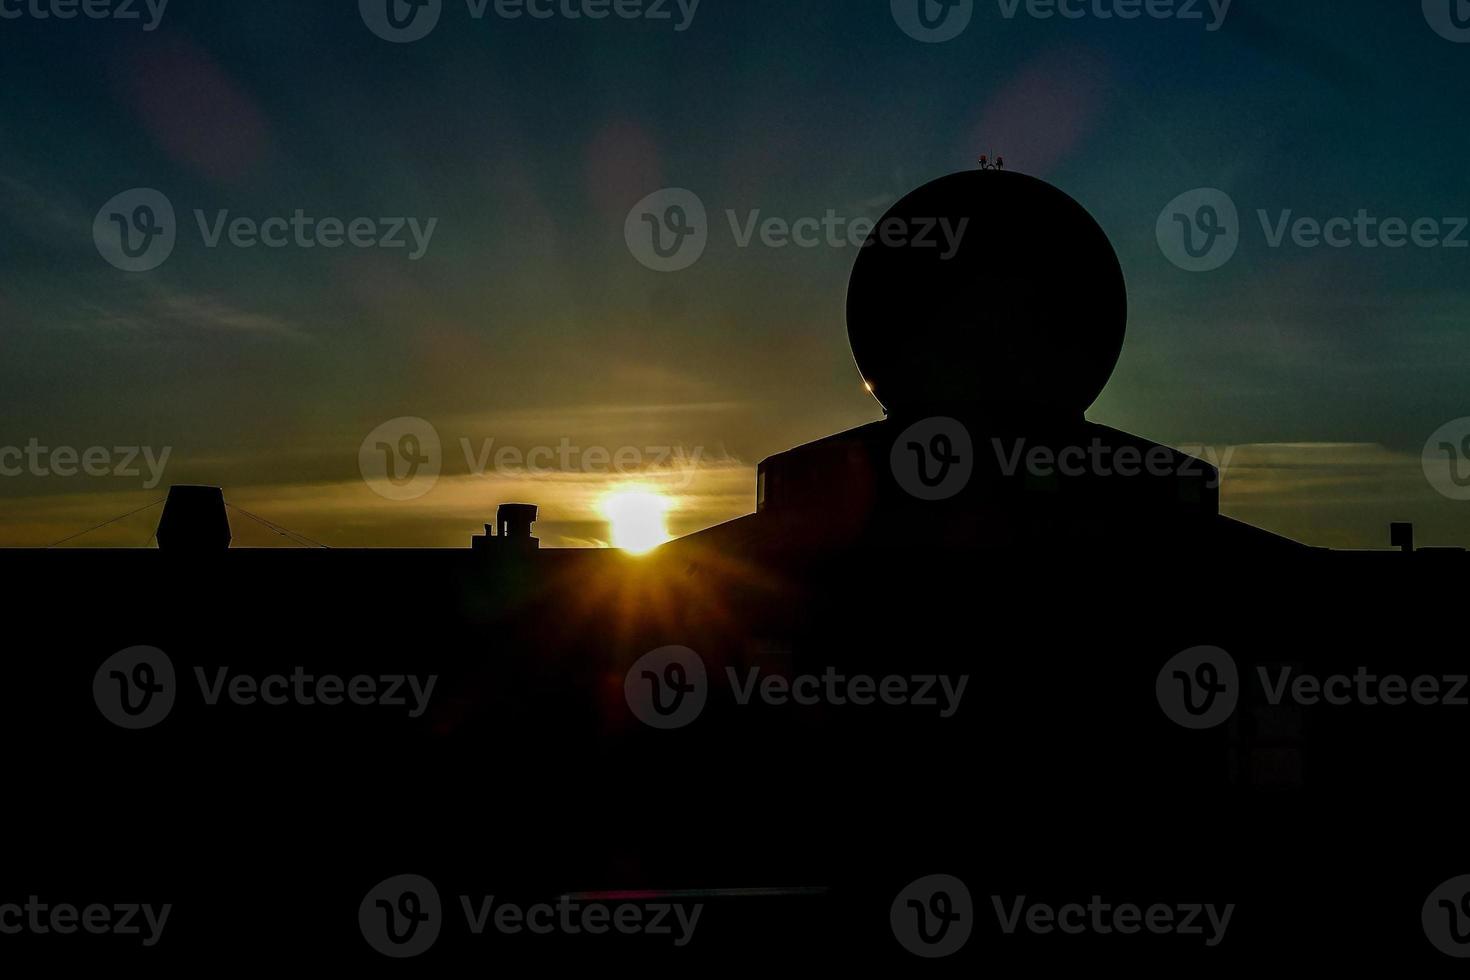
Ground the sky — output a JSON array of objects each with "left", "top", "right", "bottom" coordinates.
[{"left": 0, "top": 0, "right": 1466, "bottom": 549}]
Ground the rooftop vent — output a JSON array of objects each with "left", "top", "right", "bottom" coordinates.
[{"left": 156, "top": 486, "right": 231, "bottom": 552}]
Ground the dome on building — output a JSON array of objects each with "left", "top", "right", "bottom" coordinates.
[{"left": 846, "top": 169, "right": 1127, "bottom": 420}]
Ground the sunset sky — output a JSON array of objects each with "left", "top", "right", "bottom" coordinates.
[{"left": 0, "top": 1, "right": 1466, "bottom": 549}]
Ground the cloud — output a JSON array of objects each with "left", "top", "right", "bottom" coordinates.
[
  {"left": 61, "top": 282, "right": 309, "bottom": 341},
  {"left": 1207, "top": 441, "right": 1465, "bottom": 549}
]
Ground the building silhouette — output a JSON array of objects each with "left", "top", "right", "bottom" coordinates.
[{"left": 3, "top": 168, "right": 1465, "bottom": 968}]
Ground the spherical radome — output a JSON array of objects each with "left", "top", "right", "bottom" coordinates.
[{"left": 846, "top": 170, "right": 1127, "bottom": 419}]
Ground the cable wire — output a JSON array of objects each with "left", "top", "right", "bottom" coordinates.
[{"left": 44, "top": 498, "right": 166, "bottom": 549}]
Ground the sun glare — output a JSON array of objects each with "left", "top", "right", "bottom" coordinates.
[{"left": 600, "top": 487, "right": 673, "bottom": 555}]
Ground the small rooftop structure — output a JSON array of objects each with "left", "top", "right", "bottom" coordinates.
[
  {"left": 472, "top": 503, "right": 540, "bottom": 552},
  {"left": 155, "top": 485, "right": 231, "bottom": 552}
]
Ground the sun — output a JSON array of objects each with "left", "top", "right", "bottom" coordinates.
[{"left": 599, "top": 486, "right": 674, "bottom": 555}]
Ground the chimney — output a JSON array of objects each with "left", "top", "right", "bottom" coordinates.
[
  {"left": 472, "top": 503, "right": 540, "bottom": 552},
  {"left": 1390, "top": 521, "right": 1414, "bottom": 553},
  {"left": 156, "top": 486, "right": 231, "bottom": 552}
]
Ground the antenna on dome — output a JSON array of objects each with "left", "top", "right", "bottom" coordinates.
[{"left": 977, "top": 154, "right": 1005, "bottom": 171}]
